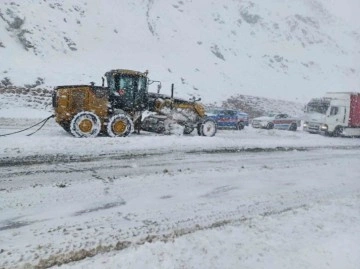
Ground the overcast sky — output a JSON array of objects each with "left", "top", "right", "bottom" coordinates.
[{"left": 324, "top": 0, "right": 360, "bottom": 26}]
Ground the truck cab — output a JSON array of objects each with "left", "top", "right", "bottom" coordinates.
[
  {"left": 304, "top": 92, "right": 360, "bottom": 137},
  {"left": 324, "top": 100, "right": 348, "bottom": 134}
]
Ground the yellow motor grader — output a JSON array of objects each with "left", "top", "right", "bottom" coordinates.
[{"left": 52, "top": 69, "right": 217, "bottom": 137}]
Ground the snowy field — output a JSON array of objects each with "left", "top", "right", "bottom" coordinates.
[
  {"left": 1, "top": 0, "right": 360, "bottom": 267},
  {"left": 0, "top": 115, "right": 359, "bottom": 269}
]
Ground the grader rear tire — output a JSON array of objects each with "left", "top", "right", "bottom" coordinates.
[{"left": 70, "top": 111, "right": 101, "bottom": 138}]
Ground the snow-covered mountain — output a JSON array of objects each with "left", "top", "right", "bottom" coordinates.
[
  {"left": 0, "top": 86, "right": 304, "bottom": 120},
  {"left": 0, "top": 0, "right": 359, "bottom": 104},
  {"left": 220, "top": 94, "right": 304, "bottom": 118}
]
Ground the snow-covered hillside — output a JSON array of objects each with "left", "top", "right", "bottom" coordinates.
[
  {"left": 0, "top": 0, "right": 359, "bottom": 104},
  {"left": 0, "top": 86, "right": 304, "bottom": 120},
  {"left": 220, "top": 94, "right": 304, "bottom": 118}
]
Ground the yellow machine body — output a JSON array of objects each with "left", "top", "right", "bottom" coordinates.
[{"left": 53, "top": 85, "right": 109, "bottom": 131}]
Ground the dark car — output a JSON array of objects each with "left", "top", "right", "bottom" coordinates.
[{"left": 206, "top": 108, "right": 249, "bottom": 130}]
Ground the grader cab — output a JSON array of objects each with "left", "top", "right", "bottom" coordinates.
[{"left": 52, "top": 69, "right": 217, "bottom": 138}]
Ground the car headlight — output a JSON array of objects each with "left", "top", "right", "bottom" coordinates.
[
  {"left": 303, "top": 122, "right": 308, "bottom": 128},
  {"left": 320, "top": 124, "right": 328, "bottom": 130}
]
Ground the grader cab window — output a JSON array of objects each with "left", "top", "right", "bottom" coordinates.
[
  {"left": 107, "top": 73, "right": 149, "bottom": 110},
  {"left": 113, "top": 75, "right": 147, "bottom": 96},
  {"left": 118, "top": 76, "right": 134, "bottom": 90}
]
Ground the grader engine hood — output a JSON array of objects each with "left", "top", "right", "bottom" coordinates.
[{"left": 53, "top": 85, "right": 109, "bottom": 125}]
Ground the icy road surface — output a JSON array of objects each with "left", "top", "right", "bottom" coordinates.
[{"left": 0, "top": 118, "right": 360, "bottom": 269}]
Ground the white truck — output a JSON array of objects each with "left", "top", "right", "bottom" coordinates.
[{"left": 303, "top": 92, "right": 360, "bottom": 137}]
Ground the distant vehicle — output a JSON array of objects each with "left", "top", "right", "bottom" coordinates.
[
  {"left": 303, "top": 92, "right": 360, "bottom": 137},
  {"left": 206, "top": 108, "right": 249, "bottom": 130},
  {"left": 251, "top": 113, "right": 298, "bottom": 131}
]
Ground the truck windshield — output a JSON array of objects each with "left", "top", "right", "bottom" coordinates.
[{"left": 306, "top": 99, "right": 330, "bottom": 114}]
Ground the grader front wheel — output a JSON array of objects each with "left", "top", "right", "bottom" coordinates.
[{"left": 198, "top": 118, "right": 217, "bottom": 137}]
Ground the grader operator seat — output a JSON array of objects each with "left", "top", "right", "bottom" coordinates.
[{"left": 105, "top": 69, "right": 149, "bottom": 112}]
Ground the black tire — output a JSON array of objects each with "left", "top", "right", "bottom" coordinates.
[
  {"left": 107, "top": 114, "right": 133, "bottom": 137},
  {"left": 183, "top": 126, "right": 194, "bottom": 135},
  {"left": 59, "top": 122, "right": 71, "bottom": 134},
  {"left": 289, "top": 123, "right": 297, "bottom": 131},
  {"left": 197, "top": 123, "right": 202, "bottom": 136},
  {"left": 332, "top": 126, "right": 343, "bottom": 137},
  {"left": 156, "top": 122, "right": 166, "bottom": 134},
  {"left": 134, "top": 115, "right": 142, "bottom": 134},
  {"left": 70, "top": 111, "right": 101, "bottom": 138},
  {"left": 199, "top": 118, "right": 217, "bottom": 137},
  {"left": 266, "top": 122, "right": 274, "bottom": 129},
  {"left": 236, "top": 122, "right": 245, "bottom": 130}
]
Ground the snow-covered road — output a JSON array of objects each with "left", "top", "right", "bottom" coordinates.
[{"left": 0, "top": 118, "right": 360, "bottom": 269}]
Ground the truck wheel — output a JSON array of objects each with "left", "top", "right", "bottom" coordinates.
[
  {"left": 236, "top": 122, "right": 245, "bottom": 130},
  {"left": 289, "top": 123, "right": 297, "bottom": 131},
  {"left": 107, "top": 114, "right": 134, "bottom": 137},
  {"left": 199, "top": 118, "right": 217, "bottom": 137},
  {"left": 70, "top": 111, "right": 101, "bottom": 138},
  {"left": 333, "top": 126, "right": 343, "bottom": 137},
  {"left": 197, "top": 123, "right": 202, "bottom": 136},
  {"left": 266, "top": 122, "right": 274, "bottom": 129}
]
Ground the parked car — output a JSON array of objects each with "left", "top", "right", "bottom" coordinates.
[
  {"left": 206, "top": 108, "right": 249, "bottom": 130},
  {"left": 251, "top": 113, "right": 298, "bottom": 131}
]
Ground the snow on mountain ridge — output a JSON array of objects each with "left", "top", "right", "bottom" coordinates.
[
  {"left": 0, "top": 0, "right": 359, "bottom": 104},
  {"left": 221, "top": 94, "right": 304, "bottom": 118},
  {"left": 0, "top": 86, "right": 304, "bottom": 120}
]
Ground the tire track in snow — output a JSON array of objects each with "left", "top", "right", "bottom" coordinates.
[
  {"left": 31, "top": 186, "right": 360, "bottom": 269},
  {"left": 1, "top": 145, "right": 359, "bottom": 168},
  {"left": 1, "top": 148, "right": 359, "bottom": 268},
  {"left": 8, "top": 184, "right": 359, "bottom": 269},
  {"left": 31, "top": 204, "right": 311, "bottom": 269}
]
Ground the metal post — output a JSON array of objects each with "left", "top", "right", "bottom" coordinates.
[{"left": 171, "top": 84, "right": 174, "bottom": 110}]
